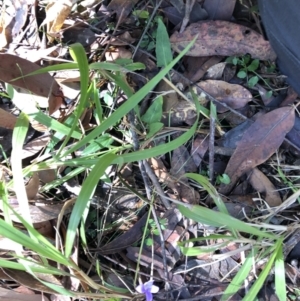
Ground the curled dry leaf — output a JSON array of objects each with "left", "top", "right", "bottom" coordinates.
[
  {"left": 170, "top": 20, "right": 276, "bottom": 61},
  {"left": 196, "top": 80, "right": 252, "bottom": 113},
  {"left": 0, "top": 54, "right": 62, "bottom": 114},
  {"left": 219, "top": 107, "right": 295, "bottom": 195},
  {"left": 248, "top": 167, "right": 281, "bottom": 207},
  {"left": 42, "top": 0, "right": 72, "bottom": 43}
]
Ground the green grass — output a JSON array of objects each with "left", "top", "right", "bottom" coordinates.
[
  {"left": 0, "top": 19, "right": 292, "bottom": 301},
  {"left": 0, "top": 39, "right": 198, "bottom": 297}
]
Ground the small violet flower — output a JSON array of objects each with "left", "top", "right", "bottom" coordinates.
[{"left": 136, "top": 280, "right": 159, "bottom": 301}]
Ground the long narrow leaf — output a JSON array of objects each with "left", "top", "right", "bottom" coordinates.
[
  {"left": 178, "top": 204, "right": 276, "bottom": 239},
  {"left": 61, "top": 38, "right": 196, "bottom": 158},
  {"left": 65, "top": 153, "right": 117, "bottom": 257},
  {"left": 275, "top": 242, "right": 286, "bottom": 301},
  {"left": 57, "top": 43, "right": 89, "bottom": 154},
  {"left": 11, "top": 113, "right": 32, "bottom": 225},
  {"left": 243, "top": 240, "right": 281, "bottom": 301},
  {"left": 221, "top": 247, "right": 258, "bottom": 300},
  {"left": 156, "top": 18, "right": 173, "bottom": 67}
]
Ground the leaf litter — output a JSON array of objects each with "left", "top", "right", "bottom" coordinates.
[{"left": 0, "top": 0, "right": 300, "bottom": 300}]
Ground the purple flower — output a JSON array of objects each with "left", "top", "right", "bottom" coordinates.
[{"left": 136, "top": 280, "right": 159, "bottom": 301}]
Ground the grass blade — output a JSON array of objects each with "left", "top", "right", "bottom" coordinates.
[
  {"left": 156, "top": 18, "right": 173, "bottom": 67},
  {"left": 275, "top": 242, "right": 286, "bottom": 301},
  {"left": 61, "top": 38, "right": 197, "bottom": 158},
  {"left": 221, "top": 247, "right": 258, "bottom": 300},
  {"left": 11, "top": 112, "right": 32, "bottom": 225},
  {"left": 178, "top": 204, "right": 276, "bottom": 239},
  {"left": 65, "top": 153, "right": 117, "bottom": 257}
]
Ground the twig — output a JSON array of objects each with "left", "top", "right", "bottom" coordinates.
[
  {"left": 127, "top": 110, "right": 152, "bottom": 199},
  {"left": 143, "top": 160, "right": 171, "bottom": 209},
  {"left": 150, "top": 206, "right": 171, "bottom": 290},
  {"left": 209, "top": 105, "right": 216, "bottom": 183},
  {"left": 179, "top": 0, "right": 196, "bottom": 33},
  {"left": 98, "top": 8, "right": 125, "bottom": 61}
]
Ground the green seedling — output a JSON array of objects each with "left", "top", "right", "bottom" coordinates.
[
  {"left": 226, "top": 54, "right": 273, "bottom": 97},
  {"left": 216, "top": 173, "right": 231, "bottom": 185}
]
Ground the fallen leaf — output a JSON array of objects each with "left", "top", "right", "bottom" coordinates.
[
  {"left": 0, "top": 54, "right": 62, "bottom": 114},
  {"left": 204, "top": 62, "right": 227, "bottom": 80},
  {"left": 109, "top": 31, "right": 135, "bottom": 46},
  {"left": 248, "top": 168, "right": 282, "bottom": 206},
  {"left": 0, "top": 108, "right": 17, "bottom": 129},
  {"left": 203, "top": 0, "right": 236, "bottom": 21},
  {"left": 219, "top": 120, "right": 253, "bottom": 149},
  {"left": 0, "top": 287, "right": 49, "bottom": 301},
  {"left": 162, "top": 101, "right": 197, "bottom": 126},
  {"left": 42, "top": 0, "right": 72, "bottom": 43},
  {"left": 196, "top": 80, "right": 252, "bottom": 113},
  {"left": 5, "top": 198, "right": 72, "bottom": 223},
  {"left": 96, "top": 213, "right": 148, "bottom": 254},
  {"left": 219, "top": 107, "right": 295, "bottom": 195},
  {"left": 170, "top": 20, "right": 276, "bottom": 61},
  {"left": 184, "top": 56, "right": 223, "bottom": 83},
  {"left": 2, "top": 269, "right": 62, "bottom": 294},
  {"left": 105, "top": 47, "right": 132, "bottom": 61}
]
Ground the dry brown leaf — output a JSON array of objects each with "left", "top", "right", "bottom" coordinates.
[
  {"left": 25, "top": 172, "right": 40, "bottom": 199},
  {"left": 0, "top": 54, "right": 62, "bottom": 114},
  {"left": 204, "top": 62, "right": 227, "bottom": 80},
  {"left": 42, "top": 0, "right": 72, "bottom": 43},
  {"left": 109, "top": 31, "right": 135, "bottom": 46},
  {"left": 184, "top": 56, "right": 223, "bottom": 82},
  {"left": 170, "top": 20, "right": 276, "bottom": 61},
  {"left": 7, "top": 199, "right": 72, "bottom": 223},
  {"left": 219, "top": 107, "right": 295, "bottom": 195},
  {"left": 105, "top": 47, "right": 132, "bottom": 61},
  {"left": 2, "top": 269, "right": 62, "bottom": 294},
  {"left": 0, "top": 108, "right": 17, "bottom": 129},
  {"left": 162, "top": 101, "right": 197, "bottom": 126},
  {"left": 0, "top": 287, "right": 49, "bottom": 301},
  {"left": 196, "top": 80, "right": 252, "bottom": 113},
  {"left": 96, "top": 213, "right": 148, "bottom": 254},
  {"left": 248, "top": 168, "right": 281, "bottom": 206}
]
